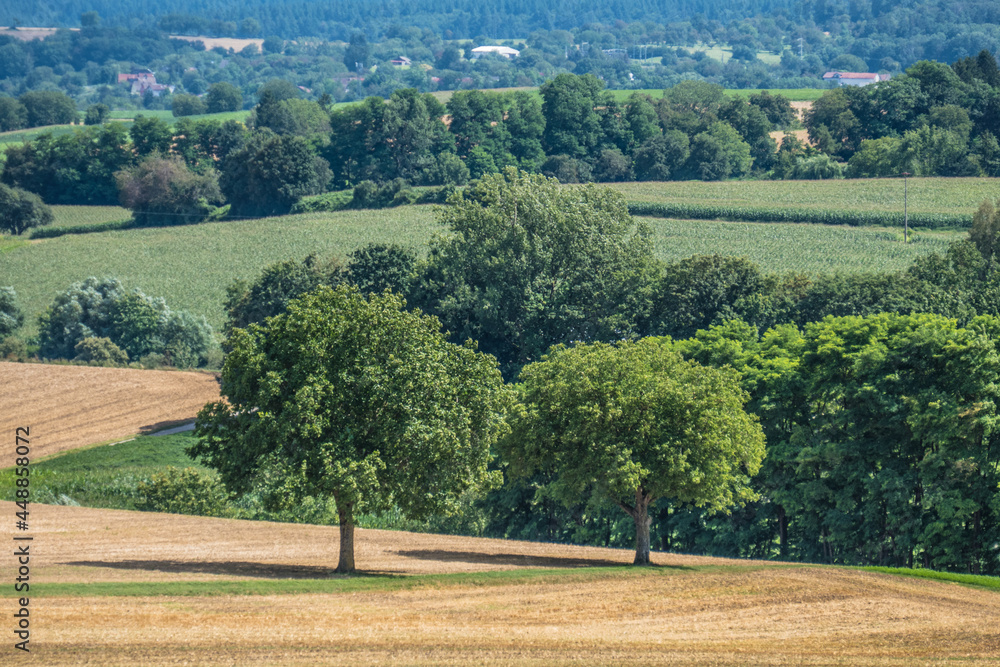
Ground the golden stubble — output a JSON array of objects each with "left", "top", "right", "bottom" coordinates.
[
  {"left": 0, "top": 361, "right": 220, "bottom": 459},
  {"left": 6, "top": 504, "right": 1000, "bottom": 665},
  {"left": 33, "top": 568, "right": 1000, "bottom": 666}
]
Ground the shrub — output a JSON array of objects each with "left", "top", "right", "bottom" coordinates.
[
  {"left": 38, "top": 277, "right": 216, "bottom": 366},
  {"left": 135, "top": 467, "right": 232, "bottom": 517},
  {"left": 0, "top": 286, "right": 24, "bottom": 336},
  {"left": 73, "top": 337, "right": 129, "bottom": 366},
  {"left": 116, "top": 155, "right": 223, "bottom": 227},
  {"left": 0, "top": 184, "right": 53, "bottom": 235},
  {"left": 84, "top": 104, "right": 109, "bottom": 125},
  {"left": 171, "top": 94, "right": 207, "bottom": 117},
  {"left": 0, "top": 336, "right": 27, "bottom": 360}
]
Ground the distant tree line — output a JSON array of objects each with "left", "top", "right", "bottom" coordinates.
[
  {"left": 0, "top": 76, "right": 795, "bottom": 226},
  {"left": 805, "top": 52, "right": 1000, "bottom": 177},
  {"left": 4, "top": 3, "right": 1000, "bottom": 114}
]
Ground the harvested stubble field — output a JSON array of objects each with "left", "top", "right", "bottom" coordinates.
[
  {"left": 0, "top": 361, "right": 219, "bottom": 459},
  {"left": 7, "top": 503, "right": 999, "bottom": 665}
]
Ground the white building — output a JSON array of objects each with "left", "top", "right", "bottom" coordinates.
[
  {"left": 471, "top": 45, "right": 520, "bottom": 60},
  {"left": 822, "top": 71, "right": 891, "bottom": 87}
]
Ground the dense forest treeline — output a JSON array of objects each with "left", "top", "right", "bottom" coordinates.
[
  {"left": 6, "top": 0, "right": 1000, "bottom": 62},
  {"left": 5, "top": 0, "right": 1000, "bottom": 112},
  {"left": 5, "top": 55, "right": 1000, "bottom": 225}
]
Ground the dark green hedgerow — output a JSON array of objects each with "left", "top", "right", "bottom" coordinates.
[{"left": 627, "top": 202, "right": 970, "bottom": 229}]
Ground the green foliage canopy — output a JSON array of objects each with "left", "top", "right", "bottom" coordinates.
[
  {"left": 194, "top": 285, "right": 511, "bottom": 572},
  {"left": 413, "top": 168, "right": 655, "bottom": 378},
  {"left": 504, "top": 337, "right": 765, "bottom": 565}
]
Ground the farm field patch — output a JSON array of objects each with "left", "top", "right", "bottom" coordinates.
[
  {"left": 648, "top": 219, "right": 960, "bottom": 274},
  {"left": 0, "top": 361, "right": 219, "bottom": 459},
  {"left": 7, "top": 503, "right": 999, "bottom": 665},
  {"left": 50, "top": 205, "right": 130, "bottom": 228},
  {"left": 609, "top": 177, "right": 1000, "bottom": 215},
  {"left": 0, "top": 206, "right": 440, "bottom": 336},
  {"left": 0, "top": 205, "right": 963, "bottom": 335}
]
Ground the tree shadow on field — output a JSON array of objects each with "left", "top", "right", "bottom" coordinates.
[
  {"left": 396, "top": 549, "right": 684, "bottom": 569},
  {"left": 139, "top": 419, "right": 197, "bottom": 436},
  {"left": 65, "top": 559, "right": 401, "bottom": 579}
]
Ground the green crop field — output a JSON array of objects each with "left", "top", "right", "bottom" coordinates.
[
  {"left": 0, "top": 206, "right": 441, "bottom": 336},
  {"left": 0, "top": 123, "right": 84, "bottom": 146},
  {"left": 609, "top": 178, "right": 1000, "bottom": 217},
  {"left": 0, "top": 203, "right": 963, "bottom": 338},
  {"left": 106, "top": 109, "right": 252, "bottom": 123},
  {"left": 50, "top": 205, "right": 131, "bottom": 228},
  {"left": 0, "top": 432, "right": 206, "bottom": 509},
  {"left": 649, "top": 219, "right": 960, "bottom": 273}
]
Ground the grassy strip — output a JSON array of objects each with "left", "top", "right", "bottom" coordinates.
[
  {"left": 857, "top": 566, "right": 1000, "bottom": 591},
  {"left": 30, "top": 219, "right": 133, "bottom": 239},
  {"left": 628, "top": 201, "right": 970, "bottom": 229},
  {"left": 30, "top": 563, "right": 770, "bottom": 598},
  {"left": 0, "top": 433, "right": 208, "bottom": 509}
]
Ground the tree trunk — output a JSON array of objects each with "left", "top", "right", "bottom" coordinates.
[
  {"left": 336, "top": 501, "right": 356, "bottom": 573},
  {"left": 633, "top": 490, "right": 652, "bottom": 566},
  {"left": 777, "top": 505, "right": 788, "bottom": 559}
]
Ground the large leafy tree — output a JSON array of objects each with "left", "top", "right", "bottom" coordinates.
[
  {"left": 412, "top": 167, "right": 656, "bottom": 378},
  {"left": 219, "top": 130, "right": 330, "bottom": 216},
  {"left": 1, "top": 124, "right": 135, "bottom": 205},
  {"left": 205, "top": 82, "right": 243, "bottom": 113},
  {"left": 18, "top": 90, "right": 77, "bottom": 127},
  {"left": 504, "top": 337, "right": 765, "bottom": 565},
  {"left": 115, "top": 154, "right": 223, "bottom": 226},
  {"left": 193, "top": 285, "right": 511, "bottom": 572},
  {"left": 539, "top": 73, "right": 608, "bottom": 159},
  {"left": 222, "top": 253, "right": 344, "bottom": 336},
  {"left": 0, "top": 183, "right": 53, "bottom": 235}
]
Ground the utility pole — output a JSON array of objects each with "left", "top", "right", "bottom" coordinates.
[
  {"left": 902, "top": 172, "right": 910, "bottom": 243},
  {"left": 798, "top": 37, "right": 804, "bottom": 58}
]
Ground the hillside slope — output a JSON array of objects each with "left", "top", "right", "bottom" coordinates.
[
  {"left": 10, "top": 503, "right": 1000, "bottom": 665},
  {"left": 0, "top": 361, "right": 220, "bottom": 459}
]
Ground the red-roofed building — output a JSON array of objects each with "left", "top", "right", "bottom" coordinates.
[
  {"left": 117, "top": 69, "right": 155, "bottom": 85},
  {"left": 822, "top": 71, "right": 891, "bottom": 87}
]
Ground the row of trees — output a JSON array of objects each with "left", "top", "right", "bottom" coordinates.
[
  {"left": 0, "top": 76, "right": 797, "bottom": 225},
  {"left": 0, "top": 277, "right": 215, "bottom": 368},
  {"left": 189, "top": 169, "right": 1000, "bottom": 573},
  {"left": 806, "top": 53, "right": 1000, "bottom": 177},
  {"left": 0, "top": 90, "right": 78, "bottom": 131}
]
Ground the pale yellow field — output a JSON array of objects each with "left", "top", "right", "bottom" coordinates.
[
  {"left": 0, "top": 361, "right": 220, "bottom": 459},
  {"left": 169, "top": 35, "right": 264, "bottom": 51},
  {"left": 5, "top": 504, "right": 999, "bottom": 665}
]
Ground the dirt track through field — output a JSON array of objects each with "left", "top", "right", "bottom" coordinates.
[
  {"left": 0, "top": 362, "right": 220, "bottom": 460},
  {"left": 8, "top": 504, "right": 1000, "bottom": 665}
]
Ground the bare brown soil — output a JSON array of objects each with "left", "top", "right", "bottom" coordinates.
[
  {"left": 0, "top": 27, "right": 77, "bottom": 41},
  {"left": 7, "top": 504, "right": 1000, "bottom": 665},
  {"left": 770, "top": 128, "right": 812, "bottom": 147},
  {"left": 0, "top": 361, "right": 220, "bottom": 459},
  {"left": 169, "top": 35, "right": 264, "bottom": 51},
  {"left": 791, "top": 99, "right": 813, "bottom": 118}
]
